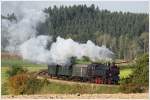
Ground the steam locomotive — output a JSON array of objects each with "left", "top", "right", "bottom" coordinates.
[{"left": 47, "top": 62, "right": 120, "bottom": 84}]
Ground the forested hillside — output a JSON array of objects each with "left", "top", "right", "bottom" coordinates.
[{"left": 2, "top": 4, "right": 149, "bottom": 60}]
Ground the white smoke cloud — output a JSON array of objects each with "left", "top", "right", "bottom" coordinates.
[
  {"left": 20, "top": 36, "right": 114, "bottom": 65},
  {"left": 2, "top": 2, "right": 47, "bottom": 52},
  {"left": 50, "top": 37, "right": 114, "bottom": 65},
  {"left": 19, "top": 35, "right": 53, "bottom": 64}
]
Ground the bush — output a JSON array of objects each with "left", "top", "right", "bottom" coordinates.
[
  {"left": 8, "top": 74, "right": 29, "bottom": 95},
  {"left": 120, "top": 53, "right": 149, "bottom": 93},
  {"left": 6, "top": 64, "right": 28, "bottom": 77}
]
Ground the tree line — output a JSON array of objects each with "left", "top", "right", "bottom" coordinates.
[{"left": 39, "top": 4, "right": 148, "bottom": 60}]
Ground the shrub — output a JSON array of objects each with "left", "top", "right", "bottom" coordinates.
[
  {"left": 132, "top": 53, "right": 149, "bottom": 84},
  {"left": 120, "top": 82, "right": 147, "bottom": 93},
  {"left": 8, "top": 74, "right": 29, "bottom": 95},
  {"left": 6, "top": 64, "right": 28, "bottom": 77}
]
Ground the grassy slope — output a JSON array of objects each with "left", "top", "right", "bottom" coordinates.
[{"left": 39, "top": 82, "right": 120, "bottom": 94}]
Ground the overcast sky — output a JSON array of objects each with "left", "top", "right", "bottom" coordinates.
[{"left": 2, "top": 1, "right": 149, "bottom": 15}]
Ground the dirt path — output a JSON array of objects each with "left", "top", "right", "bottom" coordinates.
[{"left": 2, "top": 93, "right": 149, "bottom": 99}]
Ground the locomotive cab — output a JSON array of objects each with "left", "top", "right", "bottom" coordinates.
[{"left": 87, "top": 63, "right": 109, "bottom": 83}]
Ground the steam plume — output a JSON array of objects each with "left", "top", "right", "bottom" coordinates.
[
  {"left": 20, "top": 36, "right": 114, "bottom": 65},
  {"left": 2, "top": 2, "right": 47, "bottom": 52}
]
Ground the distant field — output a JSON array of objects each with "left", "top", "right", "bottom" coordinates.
[{"left": 1, "top": 59, "right": 47, "bottom": 68}]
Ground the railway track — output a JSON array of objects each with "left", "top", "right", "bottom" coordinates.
[{"left": 37, "top": 70, "right": 118, "bottom": 86}]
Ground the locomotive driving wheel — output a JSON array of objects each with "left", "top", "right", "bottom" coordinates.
[{"left": 95, "top": 77, "right": 104, "bottom": 84}]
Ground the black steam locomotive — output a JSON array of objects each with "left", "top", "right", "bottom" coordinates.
[{"left": 47, "top": 62, "right": 120, "bottom": 84}]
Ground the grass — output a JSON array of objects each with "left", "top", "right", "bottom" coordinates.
[
  {"left": 40, "top": 82, "right": 120, "bottom": 94},
  {"left": 1, "top": 67, "right": 9, "bottom": 84},
  {"left": 119, "top": 68, "right": 133, "bottom": 79}
]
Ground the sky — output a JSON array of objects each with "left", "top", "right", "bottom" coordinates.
[
  {"left": 1, "top": 1, "right": 149, "bottom": 15},
  {"left": 100, "top": 1, "right": 149, "bottom": 13}
]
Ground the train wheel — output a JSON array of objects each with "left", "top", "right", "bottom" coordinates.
[
  {"left": 108, "top": 79, "right": 112, "bottom": 84},
  {"left": 95, "top": 77, "right": 98, "bottom": 84},
  {"left": 95, "top": 77, "right": 103, "bottom": 84},
  {"left": 49, "top": 74, "right": 52, "bottom": 78}
]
